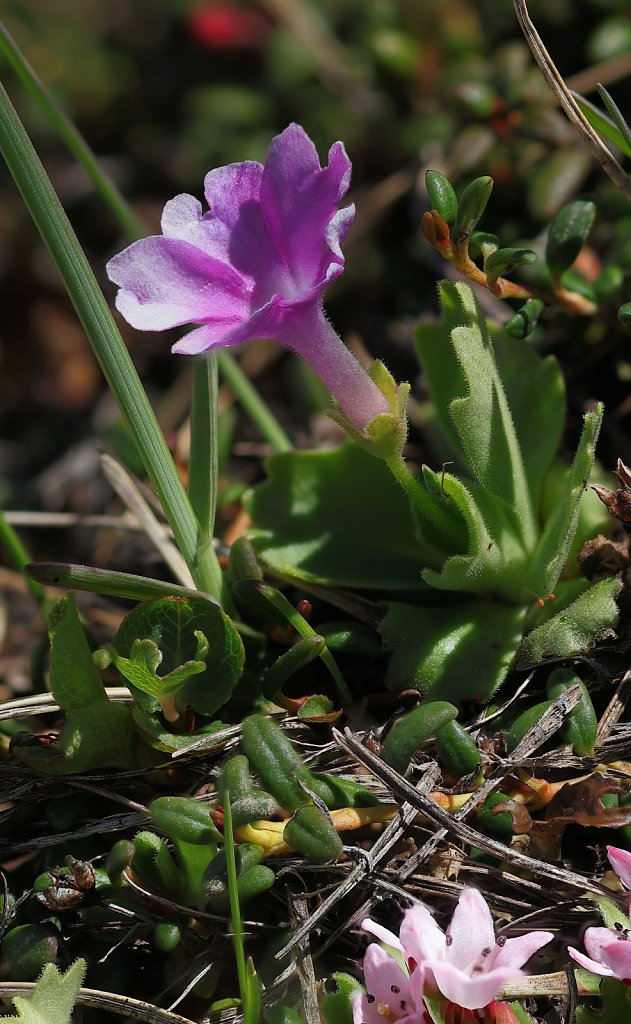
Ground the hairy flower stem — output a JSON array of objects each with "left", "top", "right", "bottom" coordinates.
[{"left": 291, "top": 308, "right": 390, "bottom": 429}]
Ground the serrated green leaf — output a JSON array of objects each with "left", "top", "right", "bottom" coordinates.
[
  {"left": 492, "top": 332, "right": 565, "bottom": 508},
  {"left": 0, "top": 959, "right": 86, "bottom": 1024},
  {"left": 380, "top": 599, "right": 525, "bottom": 701},
  {"left": 526, "top": 404, "right": 603, "bottom": 597},
  {"left": 247, "top": 444, "right": 428, "bottom": 588},
  {"left": 48, "top": 595, "right": 106, "bottom": 711},
  {"left": 515, "top": 576, "right": 621, "bottom": 667},
  {"left": 417, "top": 302, "right": 565, "bottom": 514},
  {"left": 113, "top": 597, "right": 244, "bottom": 717}
]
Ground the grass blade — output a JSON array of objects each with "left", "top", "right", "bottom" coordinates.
[
  {"left": 0, "top": 23, "right": 145, "bottom": 241},
  {"left": 0, "top": 79, "right": 223, "bottom": 601},
  {"left": 189, "top": 355, "right": 219, "bottom": 541},
  {"left": 26, "top": 562, "right": 219, "bottom": 606},
  {"left": 0, "top": 508, "right": 46, "bottom": 611}
]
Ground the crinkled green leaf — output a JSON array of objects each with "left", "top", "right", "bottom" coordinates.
[
  {"left": 380, "top": 599, "right": 526, "bottom": 701},
  {"left": 108, "top": 634, "right": 207, "bottom": 699},
  {"left": 246, "top": 444, "right": 428, "bottom": 588},
  {"left": 416, "top": 282, "right": 565, "bottom": 511},
  {"left": 48, "top": 595, "right": 106, "bottom": 711},
  {"left": 515, "top": 577, "right": 621, "bottom": 668},
  {"left": 0, "top": 959, "right": 86, "bottom": 1024},
  {"left": 415, "top": 282, "right": 536, "bottom": 547},
  {"left": 113, "top": 597, "right": 244, "bottom": 716},
  {"left": 526, "top": 404, "right": 603, "bottom": 597}
]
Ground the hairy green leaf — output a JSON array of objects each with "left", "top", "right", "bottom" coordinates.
[
  {"left": 416, "top": 282, "right": 540, "bottom": 545},
  {"left": 515, "top": 577, "right": 621, "bottom": 667},
  {"left": 0, "top": 959, "right": 86, "bottom": 1024}
]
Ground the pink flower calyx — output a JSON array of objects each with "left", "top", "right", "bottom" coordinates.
[{"left": 329, "top": 360, "right": 409, "bottom": 459}]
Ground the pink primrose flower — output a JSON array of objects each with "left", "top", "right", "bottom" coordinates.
[
  {"left": 567, "top": 845, "right": 631, "bottom": 983},
  {"left": 607, "top": 845, "right": 631, "bottom": 896},
  {"left": 568, "top": 926, "right": 631, "bottom": 982},
  {"left": 107, "top": 123, "right": 390, "bottom": 431},
  {"left": 354, "top": 888, "right": 553, "bottom": 1017}
]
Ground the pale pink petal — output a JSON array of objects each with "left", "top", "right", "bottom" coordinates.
[
  {"left": 430, "top": 962, "right": 526, "bottom": 1011},
  {"left": 487, "top": 931, "right": 554, "bottom": 972},
  {"left": 160, "top": 193, "right": 205, "bottom": 241},
  {"left": 107, "top": 237, "right": 247, "bottom": 331},
  {"left": 597, "top": 938, "right": 631, "bottom": 981},
  {"left": 203, "top": 161, "right": 264, "bottom": 225},
  {"left": 361, "top": 919, "right": 405, "bottom": 958},
  {"left": 568, "top": 945, "right": 616, "bottom": 977},
  {"left": 361, "top": 945, "right": 413, "bottom": 1013},
  {"left": 446, "top": 889, "right": 496, "bottom": 972},
  {"left": 585, "top": 927, "right": 626, "bottom": 962},
  {"left": 607, "top": 846, "right": 631, "bottom": 891},
  {"left": 352, "top": 990, "right": 382, "bottom": 1024},
  {"left": 400, "top": 903, "right": 446, "bottom": 966}
]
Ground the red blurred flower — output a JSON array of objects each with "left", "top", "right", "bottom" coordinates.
[{"left": 187, "top": 4, "right": 270, "bottom": 49}]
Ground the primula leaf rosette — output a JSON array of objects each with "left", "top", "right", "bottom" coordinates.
[{"left": 107, "top": 123, "right": 391, "bottom": 435}]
